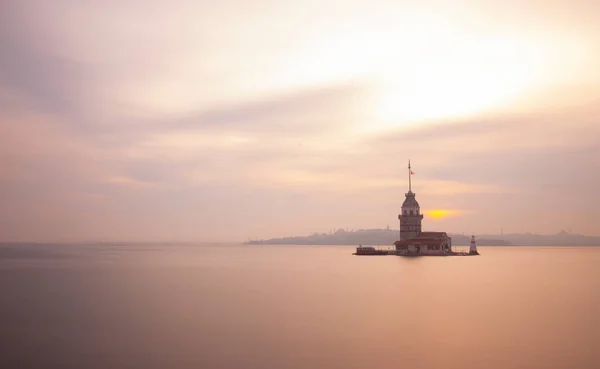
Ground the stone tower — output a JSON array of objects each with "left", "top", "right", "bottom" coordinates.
[{"left": 398, "top": 160, "right": 423, "bottom": 240}]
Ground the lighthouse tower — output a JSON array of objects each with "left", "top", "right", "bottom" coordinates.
[
  {"left": 469, "top": 235, "right": 479, "bottom": 255},
  {"left": 398, "top": 160, "right": 423, "bottom": 240}
]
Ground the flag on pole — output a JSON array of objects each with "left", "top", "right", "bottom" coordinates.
[{"left": 410, "top": 170, "right": 415, "bottom": 175}]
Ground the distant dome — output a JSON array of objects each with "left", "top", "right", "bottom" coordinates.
[{"left": 402, "top": 191, "right": 420, "bottom": 208}]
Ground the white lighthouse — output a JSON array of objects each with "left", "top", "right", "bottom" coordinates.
[{"left": 469, "top": 235, "right": 479, "bottom": 255}]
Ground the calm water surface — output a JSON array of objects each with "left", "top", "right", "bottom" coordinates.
[{"left": 1, "top": 244, "right": 599, "bottom": 369}]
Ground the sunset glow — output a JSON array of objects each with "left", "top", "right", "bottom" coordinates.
[
  {"left": 424, "top": 209, "right": 466, "bottom": 219},
  {"left": 374, "top": 39, "right": 541, "bottom": 127},
  {"left": 4, "top": 4, "right": 600, "bottom": 369},
  {"left": 1, "top": 0, "right": 599, "bottom": 241}
]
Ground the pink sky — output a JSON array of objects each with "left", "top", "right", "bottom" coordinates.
[{"left": 1, "top": 0, "right": 599, "bottom": 242}]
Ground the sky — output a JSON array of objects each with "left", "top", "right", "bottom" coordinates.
[{"left": 1, "top": 0, "right": 599, "bottom": 242}]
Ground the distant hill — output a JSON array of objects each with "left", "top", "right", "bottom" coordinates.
[
  {"left": 475, "top": 231, "right": 600, "bottom": 246},
  {"left": 244, "top": 228, "right": 509, "bottom": 246},
  {"left": 246, "top": 229, "right": 400, "bottom": 246},
  {"left": 244, "top": 229, "right": 600, "bottom": 246}
]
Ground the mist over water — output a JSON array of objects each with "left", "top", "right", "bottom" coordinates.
[{"left": 1, "top": 244, "right": 599, "bottom": 369}]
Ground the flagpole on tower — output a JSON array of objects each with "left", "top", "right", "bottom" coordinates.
[{"left": 408, "top": 159, "right": 412, "bottom": 192}]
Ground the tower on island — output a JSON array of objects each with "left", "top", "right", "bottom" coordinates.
[
  {"left": 394, "top": 160, "right": 453, "bottom": 256},
  {"left": 354, "top": 160, "right": 479, "bottom": 256},
  {"left": 398, "top": 160, "right": 423, "bottom": 240}
]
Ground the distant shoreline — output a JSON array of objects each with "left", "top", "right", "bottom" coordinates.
[{"left": 244, "top": 229, "right": 600, "bottom": 247}]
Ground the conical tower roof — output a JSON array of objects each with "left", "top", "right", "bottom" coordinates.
[
  {"left": 402, "top": 191, "right": 420, "bottom": 208},
  {"left": 402, "top": 160, "right": 420, "bottom": 209}
]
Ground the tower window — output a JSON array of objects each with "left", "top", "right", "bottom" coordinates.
[{"left": 410, "top": 210, "right": 414, "bottom": 215}]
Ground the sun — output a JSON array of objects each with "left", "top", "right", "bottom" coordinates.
[
  {"left": 374, "top": 62, "right": 531, "bottom": 126},
  {"left": 425, "top": 209, "right": 465, "bottom": 219},
  {"left": 368, "top": 30, "right": 546, "bottom": 130}
]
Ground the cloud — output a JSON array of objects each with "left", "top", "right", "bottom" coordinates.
[
  {"left": 100, "top": 82, "right": 372, "bottom": 187},
  {"left": 0, "top": 77, "right": 377, "bottom": 241},
  {"left": 361, "top": 97, "right": 600, "bottom": 183},
  {"left": 165, "top": 82, "right": 372, "bottom": 131},
  {"left": 0, "top": 8, "right": 92, "bottom": 116},
  {"left": 103, "top": 176, "right": 159, "bottom": 190},
  {"left": 1, "top": 0, "right": 600, "bottom": 241}
]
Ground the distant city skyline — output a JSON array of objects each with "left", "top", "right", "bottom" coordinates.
[
  {"left": 1, "top": 0, "right": 599, "bottom": 242},
  {"left": 244, "top": 228, "right": 600, "bottom": 247}
]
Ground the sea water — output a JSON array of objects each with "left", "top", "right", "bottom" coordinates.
[{"left": 1, "top": 244, "right": 599, "bottom": 369}]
